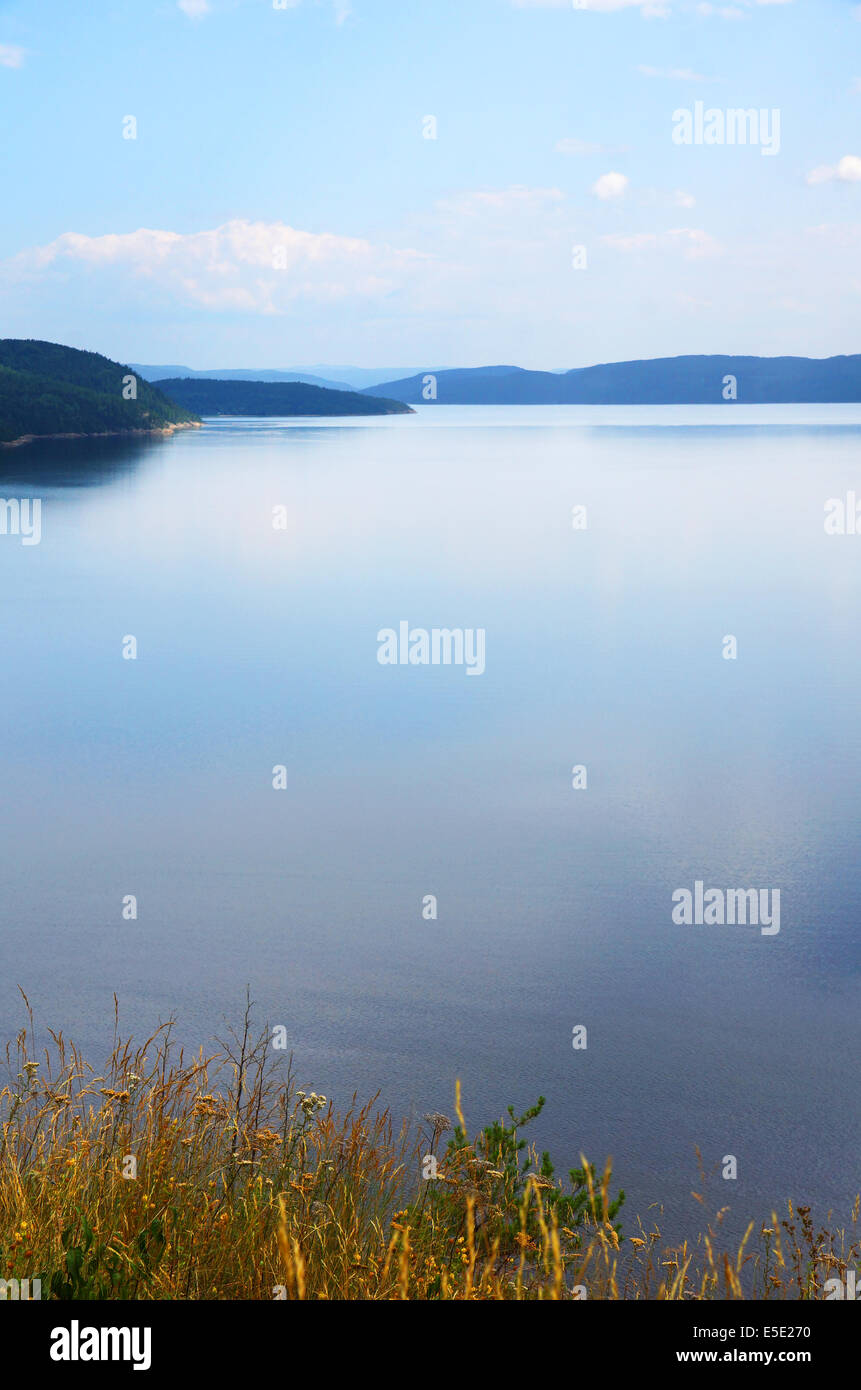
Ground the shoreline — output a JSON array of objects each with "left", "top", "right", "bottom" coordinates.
[{"left": 0, "top": 419, "right": 202, "bottom": 450}]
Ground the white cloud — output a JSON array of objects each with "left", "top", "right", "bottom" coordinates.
[
  {"left": 665, "top": 227, "right": 722, "bottom": 257},
  {"left": 5, "top": 220, "right": 430, "bottom": 313},
  {"left": 591, "top": 171, "right": 629, "bottom": 200},
  {"left": 436, "top": 186, "right": 565, "bottom": 216},
  {"left": 696, "top": 0, "right": 793, "bottom": 12},
  {"left": 806, "top": 155, "right": 861, "bottom": 186},
  {"left": 0, "top": 44, "right": 25, "bottom": 67},
  {"left": 696, "top": 3, "right": 746, "bottom": 17},
  {"left": 673, "top": 189, "right": 696, "bottom": 207},
  {"left": 805, "top": 166, "right": 833, "bottom": 186},
  {"left": 602, "top": 227, "right": 722, "bottom": 258},
  {"left": 637, "top": 65, "right": 712, "bottom": 81},
  {"left": 805, "top": 222, "right": 861, "bottom": 247},
  {"left": 178, "top": 0, "right": 210, "bottom": 16},
  {"left": 268, "top": 0, "right": 351, "bottom": 17},
  {"left": 602, "top": 232, "right": 659, "bottom": 251},
  {"left": 512, "top": 0, "right": 668, "bottom": 12}
]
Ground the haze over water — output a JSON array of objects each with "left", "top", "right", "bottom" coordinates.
[{"left": 2, "top": 404, "right": 859, "bottom": 1237}]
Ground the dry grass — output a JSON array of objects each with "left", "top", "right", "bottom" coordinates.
[{"left": 1, "top": 993, "right": 857, "bottom": 1301}]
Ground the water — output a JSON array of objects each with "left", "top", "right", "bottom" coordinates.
[{"left": 1, "top": 405, "right": 859, "bottom": 1239}]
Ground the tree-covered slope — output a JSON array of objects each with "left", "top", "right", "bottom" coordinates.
[
  {"left": 0, "top": 339, "right": 199, "bottom": 444},
  {"left": 365, "top": 355, "right": 861, "bottom": 404},
  {"left": 154, "top": 377, "right": 414, "bottom": 417}
]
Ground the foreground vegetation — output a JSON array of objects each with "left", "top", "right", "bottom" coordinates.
[
  {"left": 0, "top": 340, "right": 198, "bottom": 444},
  {"left": 1, "top": 997, "right": 857, "bottom": 1300}
]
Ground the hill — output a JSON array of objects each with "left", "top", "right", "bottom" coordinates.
[
  {"left": 362, "top": 355, "right": 861, "bottom": 404},
  {"left": 276, "top": 365, "right": 442, "bottom": 390},
  {"left": 134, "top": 363, "right": 446, "bottom": 390},
  {"left": 0, "top": 340, "right": 199, "bottom": 446},
  {"left": 131, "top": 364, "right": 354, "bottom": 391},
  {"left": 154, "top": 377, "right": 414, "bottom": 417}
]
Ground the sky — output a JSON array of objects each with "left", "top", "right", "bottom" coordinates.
[{"left": 1, "top": 0, "right": 860, "bottom": 369}]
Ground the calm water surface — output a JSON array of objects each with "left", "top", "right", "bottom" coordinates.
[{"left": 1, "top": 405, "right": 859, "bottom": 1236}]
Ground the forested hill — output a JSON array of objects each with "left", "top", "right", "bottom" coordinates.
[
  {"left": 0, "top": 339, "right": 199, "bottom": 445},
  {"left": 363, "top": 355, "right": 861, "bottom": 404},
  {"left": 154, "top": 377, "right": 414, "bottom": 417}
]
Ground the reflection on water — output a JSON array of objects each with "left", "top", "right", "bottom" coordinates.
[
  {"left": 0, "top": 432, "right": 167, "bottom": 489},
  {"left": 0, "top": 407, "right": 859, "bottom": 1238}
]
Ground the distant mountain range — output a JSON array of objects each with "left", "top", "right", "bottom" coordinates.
[
  {"left": 133, "top": 355, "right": 861, "bottom": 404},
  {"left": 155, "top": 377, "right": 413, "bottom": 417},
  {"left": 132, "top": 364, "right": 439, "bottom": 391},
  {"left": 132, "top": 364, "right": 355, "bottom": 391},
  {"left": 7, "top": 347, "right": 859, "bottom": 448},
  {"left": 283, "top": 366, "right": 445, "bottom": 390},
  {"left": 0, "top": 340, "right": 198, "bottom": 446},
  {"left": 360, "top": 356, "right": 861, "bottom": 404}
]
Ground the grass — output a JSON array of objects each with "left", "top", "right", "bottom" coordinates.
[{"left": 1, "top": 992, "right": 857, "bottom": 1301}]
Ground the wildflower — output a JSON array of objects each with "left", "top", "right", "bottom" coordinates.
[{"left": 297, "top": 1091, "right": 326, "bottom": 1117}]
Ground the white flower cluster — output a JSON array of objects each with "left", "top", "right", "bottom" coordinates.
[{"left": 296, "top": 1090, "right": 327, "bottom": 1117}]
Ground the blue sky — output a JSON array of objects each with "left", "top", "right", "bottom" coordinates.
[{"left": 1, "top": 0, "right": 860, "bottom": 368}]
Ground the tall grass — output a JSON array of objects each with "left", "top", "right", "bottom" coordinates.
[{"left": 1, "top": 994, "right": 857, "bottom": 1300}]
